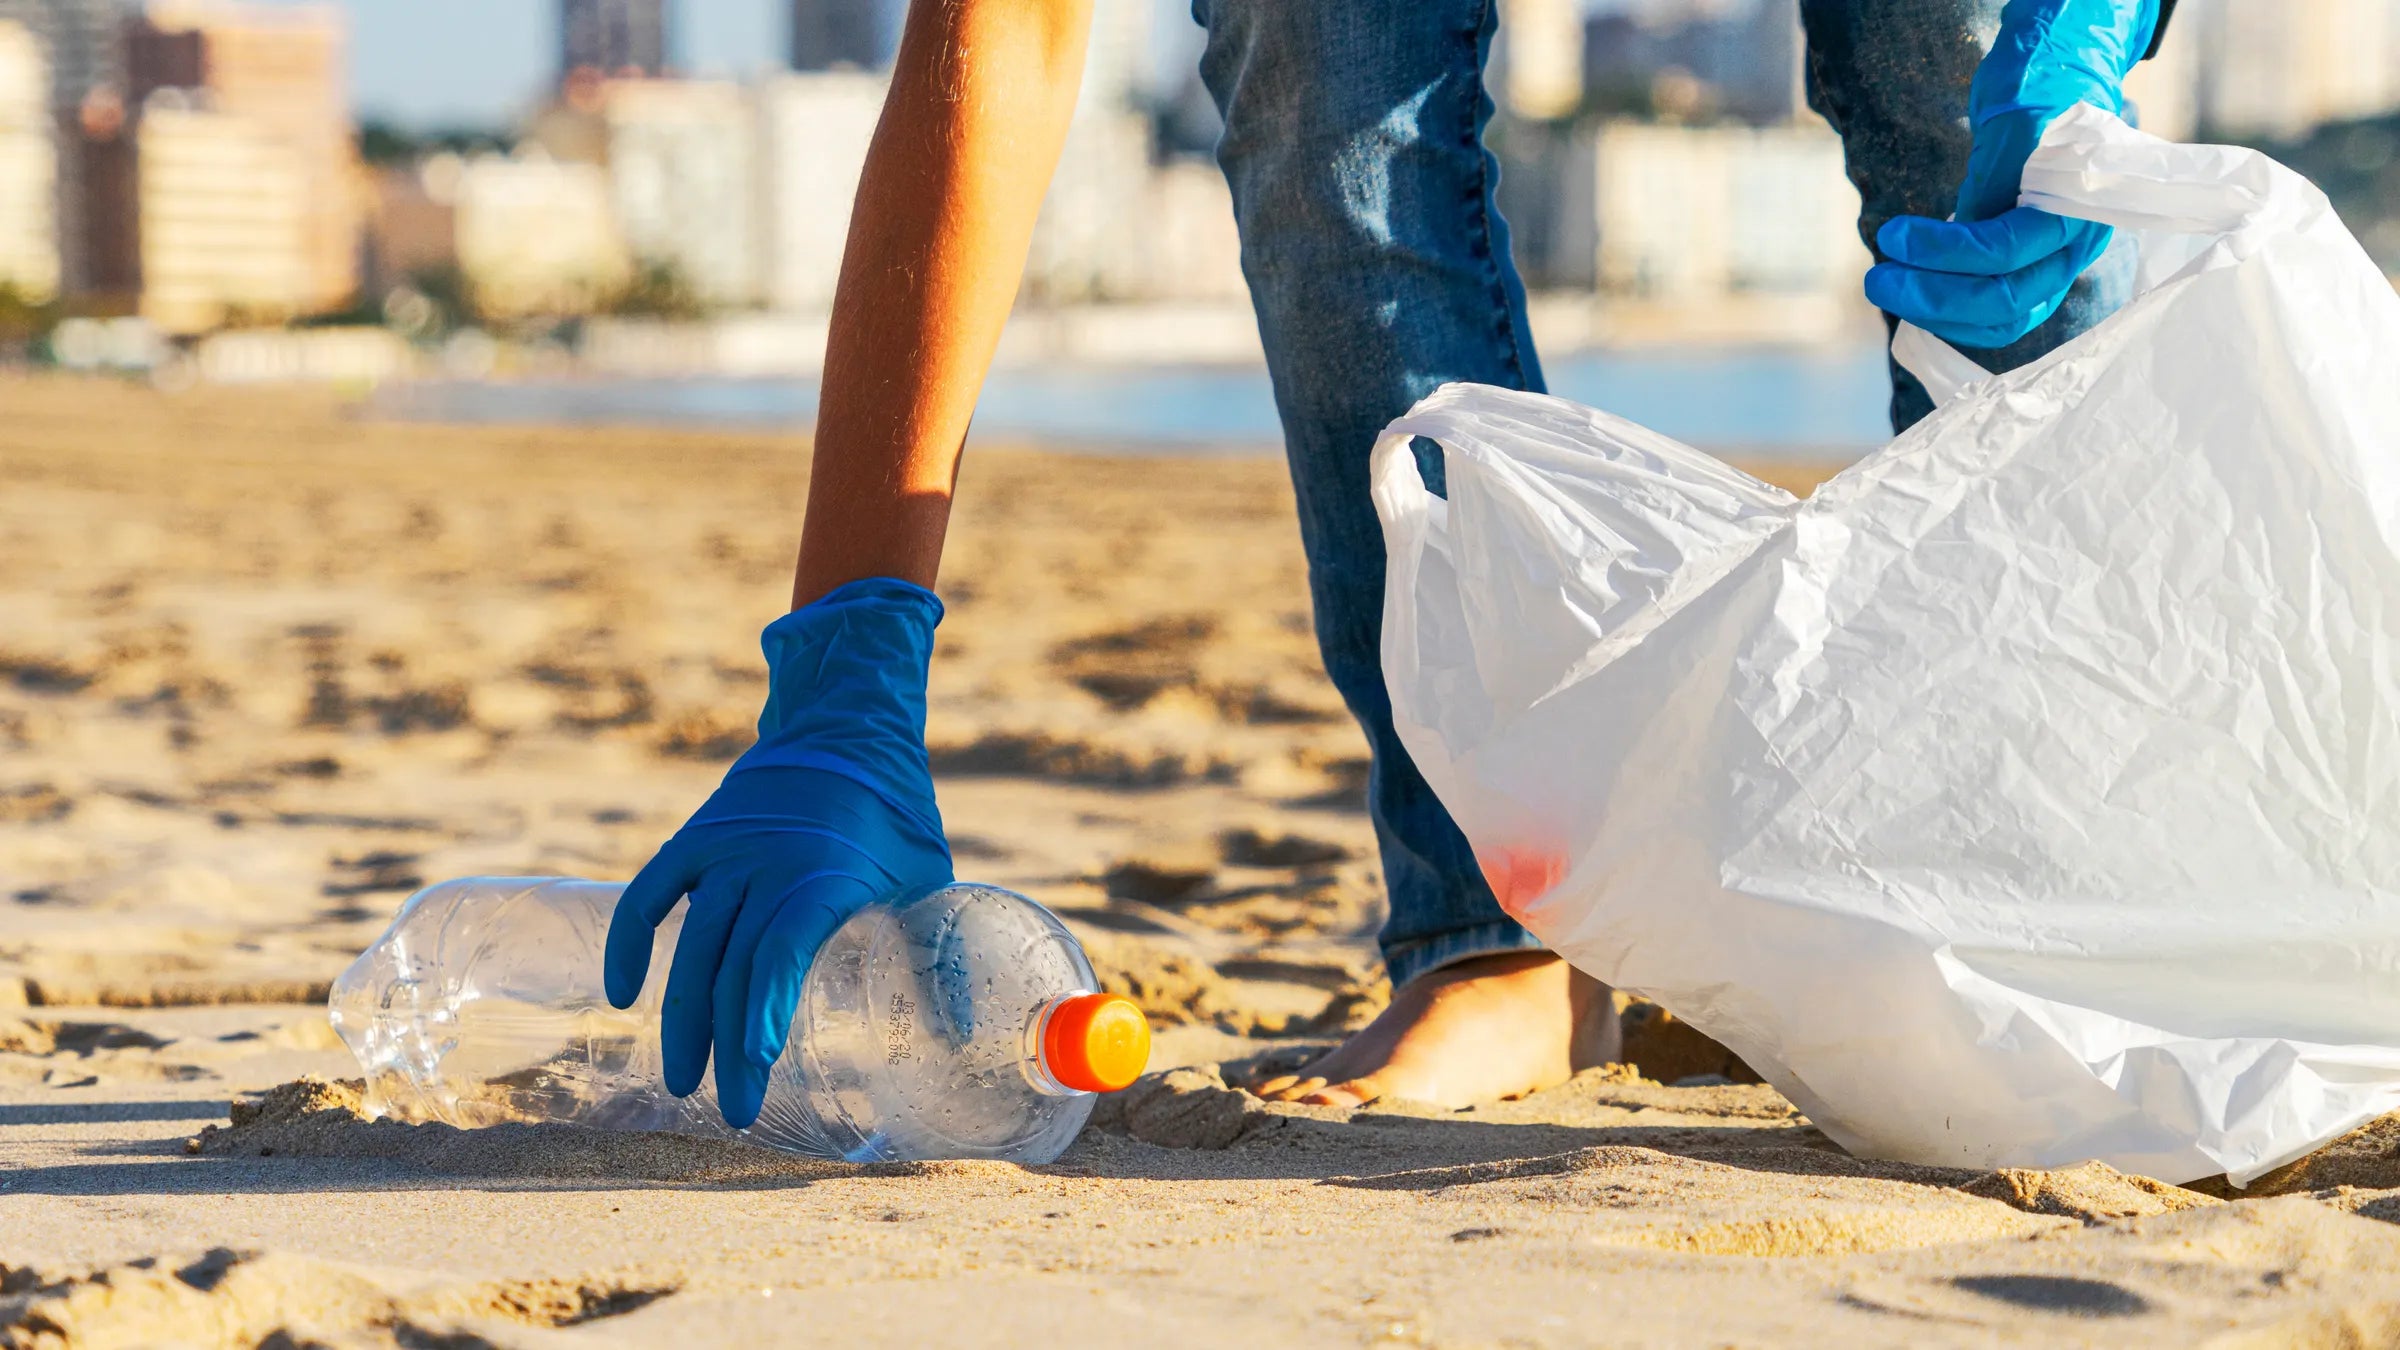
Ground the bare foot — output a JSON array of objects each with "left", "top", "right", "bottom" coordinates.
[{"left": 1249, "top": 951, "right": 1620, "bottom": 1109}]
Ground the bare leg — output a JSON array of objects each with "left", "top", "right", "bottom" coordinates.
[{"left": 1200, "top": 0, "right": 1594, "bottom": 1106}]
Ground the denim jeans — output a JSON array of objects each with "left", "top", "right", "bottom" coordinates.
[{"left": 1191, "top": 0, "right": 2133, "bottom": 987}]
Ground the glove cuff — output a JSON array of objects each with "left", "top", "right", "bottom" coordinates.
[
  {"left": 1975, "top": 0, "right": 2157, "bottom": 122},
  {"left": 752, "top": 577, "right": 944, "bottom": 746}
]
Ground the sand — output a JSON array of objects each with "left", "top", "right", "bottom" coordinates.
[{"left": 4, "top": 374, "right": 2400, "bottom": 1348}]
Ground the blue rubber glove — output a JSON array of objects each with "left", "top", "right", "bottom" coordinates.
[
  {"left": 1864, "top": 0, "right": 2161, "bottom": 349},
  {"left": 604, "top": 578, "right": 953, "bottom": 1129}
]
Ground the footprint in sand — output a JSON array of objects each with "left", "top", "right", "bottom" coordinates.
[
  {"left": 0, "top": 1016, "right": 215, "bottom": 1086},
  {"left": 0, "top": 783, "right": 73, "bottom": 824},
  {"left": 1048, "top": 615, "right": 1219, "bottom": 711},
  {"left": 1217, "top": 826, "right": 1350, "bottom": 868},
  {"left": 0, "top": 1247, "right": 676, "bottom": 1347},
  {"left": 321, "top": 851, "right": 427, "bottom": 916}
]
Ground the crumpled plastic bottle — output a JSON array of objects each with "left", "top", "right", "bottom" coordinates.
[{"left": 328, "top": 877, "right": 1149, "bottom": 1164}]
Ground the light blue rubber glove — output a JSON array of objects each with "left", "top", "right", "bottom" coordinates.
[
  {"left": 1864, "top": 0, "right": 2161, "bottom": 349},
  {"left": 604, "top": 577, "right": 953, "bottom": 1129}
]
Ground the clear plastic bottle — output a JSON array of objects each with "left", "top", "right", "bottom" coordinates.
[{"left": 327, "top": 877, "right": 1149, "bottom": 1164}]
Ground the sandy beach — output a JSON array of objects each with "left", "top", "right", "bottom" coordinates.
[{"left": 4, "top": 374, "right": 2399, "bottom": 1348}]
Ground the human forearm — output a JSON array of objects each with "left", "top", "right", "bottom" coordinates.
[{"left": 792, "top": 0, "right": 1094, "bottom": 607}]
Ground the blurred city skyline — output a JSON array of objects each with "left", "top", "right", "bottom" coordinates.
[
  {"left": 245, "top": 0, "right": 1662, "bottom": 129},
  {"left": 9, "top": 0, "right": 2400, "bottom": 392}
]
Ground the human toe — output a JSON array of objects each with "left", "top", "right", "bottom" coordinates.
[
  {"left": 1256, "top": 1076, "right": 1327, "bottom": 1103},
  {"left": 1298, "top": 1076, "right": 1384, "bottom": 1109}
]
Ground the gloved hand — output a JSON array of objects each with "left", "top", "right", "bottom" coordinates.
[
  {"left": 604, "top": 577, "right": 953, "bottom": 1129},
  {"left": 1864, "top": 0, "right": 2161, "bottom": 349}
]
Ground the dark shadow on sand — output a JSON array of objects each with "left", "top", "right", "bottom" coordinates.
[
  {"left": 0, "top": 1099, "right": 231, "bottom": 1126},
  {"left": 0, "top": 1073, "right": 1995, "bottom": 1204},
  {"left": 0, "top": 1103, "right": 1912, "bottom": 1202}
]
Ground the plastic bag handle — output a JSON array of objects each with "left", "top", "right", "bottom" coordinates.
[
  {"left": 1369, "top": 427, "right": 1440, "bottom": 695},
  {"left": 1887, "top": 106, "right": 2327, "bottom": 411},
  {"left": 1370, "top": 428, "right": 1442, "bottom": 539},
  {"left": 2019, "top": 103, "right": 2317, "bottom": 239},
  {"left": 1890, "top": 322, "right": 1992, "bottom": 411}
]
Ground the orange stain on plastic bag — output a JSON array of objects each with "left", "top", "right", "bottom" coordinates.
[{"left": 1479, "top": 848, "right": 1566, "bottom": 919}]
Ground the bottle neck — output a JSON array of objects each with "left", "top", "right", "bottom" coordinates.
[{"left": 1021, "top": 991, "right": 1096, "bottom": 1098}]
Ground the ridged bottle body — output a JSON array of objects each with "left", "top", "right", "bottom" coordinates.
[{"left": 329, "top": 878, "right": 1104, "bottom": 1163}]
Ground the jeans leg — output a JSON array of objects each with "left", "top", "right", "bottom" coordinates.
[
  {"left": 1193, "top": 0, "right": 1548, "bottom": 987},
  {"left": 1800, "top": 0, "right": 2137, "bottom": 433}
]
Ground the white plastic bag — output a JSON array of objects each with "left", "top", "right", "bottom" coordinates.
[{"left": 1372, "top": 105, "right": 2400, "bottom": 1186}]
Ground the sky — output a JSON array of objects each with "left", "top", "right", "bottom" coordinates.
[
  {"left": 320, "top": 0, "right": 1197, "bottom": 130},
  {"left": 333, "top": 0, "right": 781, "bottom": 129}
]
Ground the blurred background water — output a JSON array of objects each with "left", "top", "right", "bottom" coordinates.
[{"left": 373, "top": 343, "right": 1895, "bottom": 456}]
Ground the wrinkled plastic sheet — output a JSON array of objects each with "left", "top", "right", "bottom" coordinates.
[{"left": 1373, "top": 106, "right": 2400, "bottom": 1185}]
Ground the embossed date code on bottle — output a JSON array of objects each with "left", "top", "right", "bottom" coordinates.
[{"left": 883, "top": 993, "right": 917, "bottom": 1065}]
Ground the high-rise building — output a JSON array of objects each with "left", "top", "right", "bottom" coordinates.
[
  {"left": 0, "top": 0, "right": 120, "bottom": 115},
  {"left": 1022, "top": 106, "right": 1151, "bottom": 302},
  {"left": 362, "top": 156, "right": 458, "bottom": 303},
  {"left": 453, "top": 151, "right": 630, "bottom": 319},
  {"left": 560, "top": 0, "right": 666, "bottom": 83},
  {"left": 754, "top": 70, "right": 883, "bottom": 311},
  {"left": 1023, "top": 0, "right": 1153, "bottom": 302},
  {"left": 789, "top": 0, "right": 900, "bottom": 72},
  {"left": 133, "top": 94, "right": 310, "bottom": 332},
  {"left": 603, "top": 77, "right": 757, "bottom": 305},
  {"left": 0, "top": 18, "right": 59, "bottom": 301},
  {"left": 2123, "top": 12, "right": 2201, "bottom": 142},
  {"left": 1582, "top": 0, "right": 1803, "bottom": 125},
  {"left": 130, "top": 1, "right": 360, "bottom": 313},
  {"left": 0, "top": 0, "right": 130, "bottom": 298},
  {"left": 1496, "top": 0, "right": 1587, "bottom": 121},
  {"left": 1140, "top": 157, "right": 1245, "bottom": 303},
  {"left": 1080, "top": 0, "right": 1150, "bottom": 109},
  {"left": 1555, "top": 119, "right": 1863, "bottom": 299},
  {"left": 2197, "top": 0, "right": 2400, "bottom": 139}
]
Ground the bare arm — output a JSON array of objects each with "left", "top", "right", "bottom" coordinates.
[{"left": 791, "top": 0, "right": 1096, "bottom": 607}]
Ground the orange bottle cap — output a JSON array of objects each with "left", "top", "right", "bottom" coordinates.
[{"left": 1042, "top": 992, "right": 1150, "bottom": 1093}]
